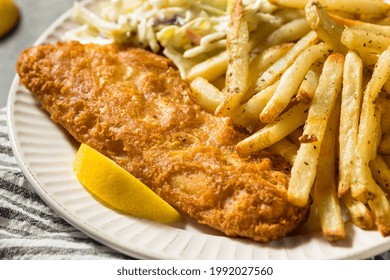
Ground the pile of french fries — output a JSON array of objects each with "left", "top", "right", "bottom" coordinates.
[{"left": 188, "top": 0, "right": 390, "bottom": 241}]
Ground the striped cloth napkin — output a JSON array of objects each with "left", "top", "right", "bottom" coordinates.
[
  {"left": 0, "top": 107, "right": 128, "bottom": 259},
  {"left": 1, "top": 106, "right": 389, "bottom": 260}
]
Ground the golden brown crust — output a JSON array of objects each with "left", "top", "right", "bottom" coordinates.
[{"left": 16, "top": 41, "right": 310, "bottom": 242}]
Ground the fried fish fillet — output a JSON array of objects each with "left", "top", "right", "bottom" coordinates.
[{"left": 16, "top": 41, "right": 310, "bottom": 242}]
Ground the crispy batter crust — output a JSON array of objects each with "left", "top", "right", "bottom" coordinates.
[{"left": 16, "top": 41, "right": 310, "bottom": 242}]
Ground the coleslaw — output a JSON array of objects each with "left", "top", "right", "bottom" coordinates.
[{"left": 64, "top": 0, "right": 277, "bottom": 77}]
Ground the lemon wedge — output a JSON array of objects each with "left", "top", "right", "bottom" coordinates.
[
  {"left": 0, "top": 0, "right": 19, "bottom": 37},
  {"left": 73, "top": 143, "right": 181, "bottom": 223}
]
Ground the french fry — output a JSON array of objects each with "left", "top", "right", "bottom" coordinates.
[
  {"left": 236, "top": 102, "right": 309, "bottom": 157},
  {"left": 378, "top": 98, "right": 390, "bottom": 154},
  {"left": 313, "top": 96, "right": 345, "bottom": 241},
  {"left": 305, "top": 0, "right": 348, "bottom": 53},
  {"left": 186, "top": 51, "right": 228, "bottom": 82},
  {"left": 270, "top": 0, "right": 390, "bottom": 15},
  {"left": 230, "top": 82, "right": 279, "bottom": 128},
  {"left": 248, "top": 21, "right": 283, "bottom": 54},
  {"left": 370, "top": 155, "right": 390, "bottom": 193},
  {"left": 341, "top": 28, "right": 390, "bottom": 54},
  {"left": 351, "top": 96, "right": 390, "bottom": 236},
  {"left": 329, "top": 10, "right": 359, "bottom": 20},
  {"left": 266, "top": 18, "right": 311, "bottom": 46},
  {"left": 351, "top": 104, "right": 383, "bottom": 202},
  {"left": 351, "top": 100, "right": 380, "bottom": 192},
  {"left": 351, "top": 48, "right": 390, "bottom": 202},
  {"left": 260, "top": 43, "right": 331, "bottom": 123},
  {"left": 163, "top": 46, "right": 196, "bottom": 79},
  {"left": 338, "top": 51, "right": 364, "bottom": 198},
  {"left": 248, "top": 43, "right": 294, "bottom": 94},
  {"left": 325, "top": 0, "right": 390, "bottom": 15},
  {"left": 376, "top": 14, "right": 390, "bottom": 25},
  {"left": 359, "top": 52, "right": 379, "bottom": 68},
  {"left": 341, "top": 190, "right": 375, "bottom": 230},
  {"left": 273, "top": 9, "right": 305, "bottom": 23},
  {"left": 172, "top": 0, "right": 390, "bottom": 239},
  {"left": 296, "top": 65, "right": 321, "bottom": 102},
  {"left": 365, "top": 170, "right": 390, "bottom": 236},
  {"left": 215, "top": 0, "right": 250, "bottom": 116},
  {"left": 268, "top": 0, "right": 312, "bottom": 9},
  {"left": 183, "top": 39, "right": 226, "bottom": 58},
  {"left": 267, "top": 138, "right": 298, "bottom": 167},
  {"left": 190, "top": 77, "right": 223, "bottom": 113},
  {"left": 330, "top": 13, "right": 390, "bottom": 38},
  {"left": 250, "top": 30, "right": 318, "bottom": 93},
  {"left": 372, "top": 107, "right": 383, "bottom": 159},
  {"left": 288, "top": 53, "right": 344, "bottom": 207}
]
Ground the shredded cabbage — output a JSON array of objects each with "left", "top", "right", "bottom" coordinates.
[{"left": 64, "top": 0, "right": 273, "bottom": 77}]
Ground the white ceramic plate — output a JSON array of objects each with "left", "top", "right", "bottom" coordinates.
[{"left": 7, "top": 0, "right": 390, "bottom": 259}]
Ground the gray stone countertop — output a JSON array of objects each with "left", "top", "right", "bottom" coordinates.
[{"left": 0, "top": 0, "right": 74, "bottom": 107}]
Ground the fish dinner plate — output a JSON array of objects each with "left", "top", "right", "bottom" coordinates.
[{"left": 7, "top": 0, "right": 390, "bottom": 260}]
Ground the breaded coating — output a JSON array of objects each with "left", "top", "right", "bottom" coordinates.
[{"left": 16, "top": 41, "right": 310, "bottom": 242}]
